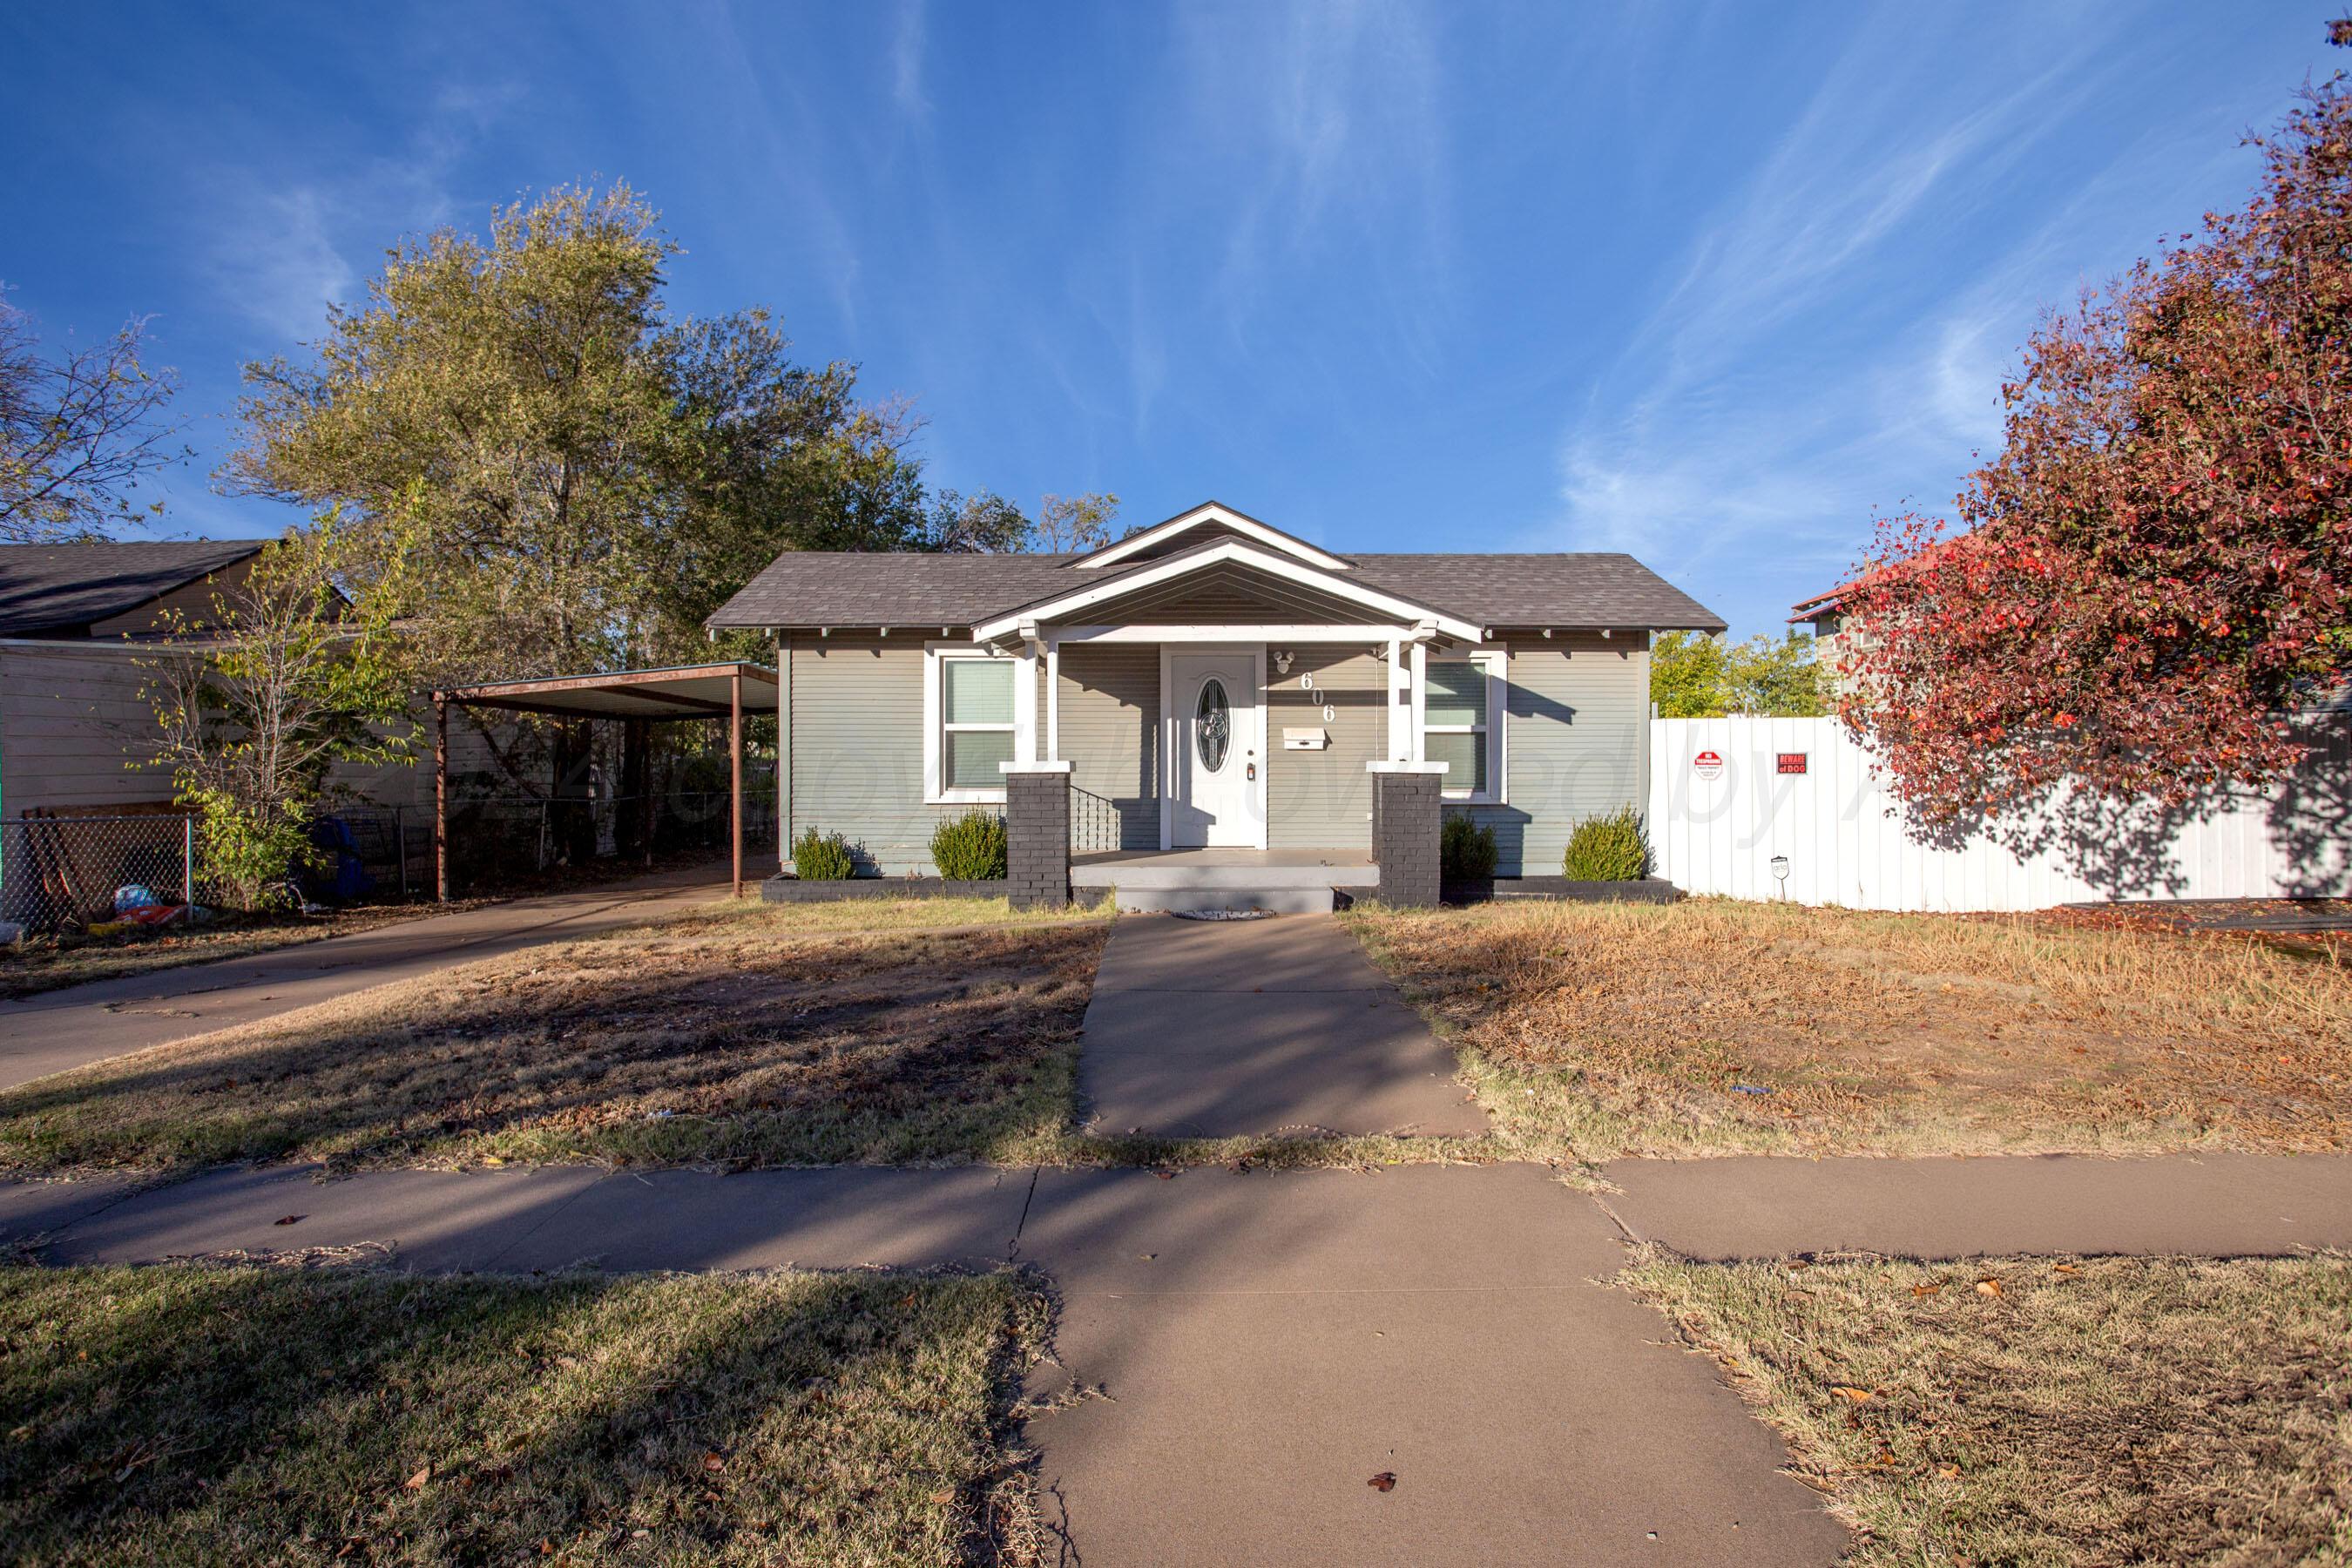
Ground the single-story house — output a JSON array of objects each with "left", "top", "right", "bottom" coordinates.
[{"left": 708, "top": 501, "right": 1724, "bottom": 902}]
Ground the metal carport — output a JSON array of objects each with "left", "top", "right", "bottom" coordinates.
[{"left": 430, "top": 661, "right": 780, "bottom": 901}]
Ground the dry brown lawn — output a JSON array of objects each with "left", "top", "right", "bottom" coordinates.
[
  {"left": 0, "top": 903, "right": 1111, "bottom": 1173},
  {"left": 1626, "top": 1250, "right": 2352, "bottom": 1567},
  {"left": 1349, "top": 898, "right": 2352, "bottom": 1159}
]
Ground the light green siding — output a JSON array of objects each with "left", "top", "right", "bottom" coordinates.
[
  {"left": 780, "top": 627, "right": 1652, "bottom": 875},
  {"left": 1460, "top": 632, "right": 1651, "bottom": 876},
  {"left": 1265, "top": 648, "right": 1382, "bottom": 851},
  {"left": 1057, "top": 644, "right": 1158, "bottom": 850},
  {"left": 784, "top": 633, "right": 1044, "bottom": 875}
]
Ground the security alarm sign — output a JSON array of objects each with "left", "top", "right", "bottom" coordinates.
[{"left": 1692, "top": 749, "right": 1725, "bottom": 780}]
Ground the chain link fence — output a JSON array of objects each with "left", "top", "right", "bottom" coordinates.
[
  {"left": 1, "top": 814, "right": 214, "bottom": 934},
  {"left": 3, "top": 776, "right": 779, "bottom": 932}
]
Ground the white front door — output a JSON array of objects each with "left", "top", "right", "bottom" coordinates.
[{"left": 1170, "top": 650, "right": 1262, "bottom": 848}]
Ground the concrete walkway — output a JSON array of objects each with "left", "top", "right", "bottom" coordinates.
[
  {"left": 0, "top": 861, "right": 735, "bottom": 1090},
  {"left": 1078, "top": 914, "right": 1485, "bottom": 1138}
]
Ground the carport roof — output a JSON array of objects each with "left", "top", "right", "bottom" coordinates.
[{"left": 436, "top": 661, "right": 778, "bottom": 722}]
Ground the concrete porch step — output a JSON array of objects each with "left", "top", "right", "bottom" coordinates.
[
  {"left": 1106, "top": 886, "right": 1342, "bottom": 914},
  {"left": 1070, "top": 851, "right": 1376, "bottom": 914}
]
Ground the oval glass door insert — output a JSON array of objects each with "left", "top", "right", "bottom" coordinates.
[{"left": 1195, "top": 679, "right": 1231, "bottom": 773}]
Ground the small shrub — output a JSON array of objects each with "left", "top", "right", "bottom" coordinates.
[
  {"left": 929, "top": 809, "right": 1008, "bottom": 881},
  {"left": 791, "top": 827, "right": 858, "bottom": 881},
  {"left": 1440, "top": 813, "right": 1498, "bottom": 881},
  {"left": 1563, "top": 807, "right": 1652, "bottom": 882}
]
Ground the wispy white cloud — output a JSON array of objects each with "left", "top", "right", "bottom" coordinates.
[
  {"left": 209, "top": 185, "right": 355, "bottom": 341},
  {"left": 890, "top": 0, "right": 929, "bottom": 121},
  {"left": 202, "top": 78, "right": 514, "bottom": 343},
  {"left": 1544, "top": 8, "right": 2238, "bottom": 619},
  {"left": 1162, "top": 0, "right": 1453, "bottom": 363}
]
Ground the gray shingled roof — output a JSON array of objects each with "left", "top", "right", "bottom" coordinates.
[
  {"left": 0, "top": 541, "right": 264, "bottom": 638},
  {"left": 707, "top": 547, "right": 1724, "bottom": 633}
]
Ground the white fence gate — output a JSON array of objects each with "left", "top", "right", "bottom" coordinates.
[{"left": 1647, "top": 714, "right": 2352, "bottom": 912}]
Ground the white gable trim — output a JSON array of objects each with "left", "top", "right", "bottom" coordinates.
[
  {"left": 974, "top": 539, "right": 1483, "bottom": 644},
  {"left": 1073, "top": 502, "right": 1355, "bottom": 571}
]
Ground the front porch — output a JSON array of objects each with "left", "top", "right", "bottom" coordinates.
[{"left": 1070, "top": 846, "right": 1378, "bottom": 914}]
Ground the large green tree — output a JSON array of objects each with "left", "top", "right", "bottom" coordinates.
[
  {"left": 226, "top": 184, "right": 935, "bottom": 679},
  {"left": 1651, "top": 630, "right": 1824, "bottom": 717}
]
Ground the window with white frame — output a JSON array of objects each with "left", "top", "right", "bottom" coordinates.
[
  {"left": 925, "top": 647, "right": 1016, "bottom": 802},
  {"left": 1422, "top": 651, "right": 1505, "bottom": 803}
]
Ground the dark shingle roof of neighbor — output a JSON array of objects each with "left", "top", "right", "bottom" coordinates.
[
  {"left": 0, "top": 540, "right": 266, "bottom": 638},
  {"left": 706, "top": 547, "right": 1726, "bottom": 634}
]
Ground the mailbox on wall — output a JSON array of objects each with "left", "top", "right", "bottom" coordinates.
[{"left": 1282, "top": 727, "right": 1330, "bottom": 751}]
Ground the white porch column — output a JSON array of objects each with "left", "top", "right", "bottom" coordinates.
[
  {"left": 1044, "top": 638, "right": 1061, "bottom": 762},
  {"left": 1409, "top": 639, "right": 1429, "bottom": 763},
  {"left": 1385, "top": 638, "right": 1410, "bottom": 760},
  {"left": 1013, "top": 633, "right": 1040, "bottom": 765}
]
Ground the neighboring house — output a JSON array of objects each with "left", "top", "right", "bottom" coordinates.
[
  {"left": 708, "top": 500, "right": 1724, "bottom": 883},
  {"left": 0, "top": 541, "right": 267, "bottom": 816},
  {"left": 0, "top": 540, "right": 439, "bottom": 821}
]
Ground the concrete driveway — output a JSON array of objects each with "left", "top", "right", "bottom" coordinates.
[
  {"left": 0, "top": 861, "right": 735, "bottom": 1090},
  {"left": 1078, "top": 914, "right": 1485, "bottom": 1138}
]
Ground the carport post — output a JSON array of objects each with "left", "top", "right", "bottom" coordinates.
[
  {"left": 729, "top": 668, "right": 743, "bottom": 898},
  {"left": 432, "top": 694, "right": 450, "bottom": 902}
]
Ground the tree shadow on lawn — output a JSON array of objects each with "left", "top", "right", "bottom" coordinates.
[
  {"left": 0, "top": 1260, "right": 1051, "bottom": 1566},
  {"left": 0, "top": 923, "right": 1108, "bottom": 1175}
]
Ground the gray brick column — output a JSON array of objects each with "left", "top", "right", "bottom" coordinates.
[
  {"left": 1367, "top": 762, "right": 1447, "bottom": 908},
  {"left": 1001, "top": 762, "right": 1072, "bottom": 909}
]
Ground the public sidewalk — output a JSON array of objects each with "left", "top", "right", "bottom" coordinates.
[
  {"left": 0, "top": 860, "right": 736, "bottom": 1091},
  {"left": 0, "top": 1160, "right": 1844, "bottom": 1568},
  {"left": 9, "top": 1150, "right": 2349, "bottom": 1565}
]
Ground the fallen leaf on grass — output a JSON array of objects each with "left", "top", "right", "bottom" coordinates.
[
  {"left": 1976, "top": 1279, "right": 2004, "bottom": 1297},
  {"left": 402, "top": 1464, "right": 431, "bottom": 1490},
  {"left": 1831, "top": 1387, "right": 1873, "bottom": 1403},
  {"left": 1368, "top": 1472, "right": 1396, "bottom": 1492},
  {"left": 1910, "top": 1283, "right": 1942, "bottom": 1298},
  {"left": 2051, "top": 1263, "right": 2079, "bottom": 1275},
  {"left": 1936, "top": 1464, "right": 1961, "bottom": 1479},
  {"left": 702, "top": 1453, "right": 726, "bottom": 1473}
]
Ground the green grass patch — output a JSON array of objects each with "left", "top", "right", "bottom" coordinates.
[
  {"left": 1625, "top": 1250, "right": 2352, "bottom": 1566},
  {"left": 0, "top": 1260, "right": 1051, "bottom": 1566}
]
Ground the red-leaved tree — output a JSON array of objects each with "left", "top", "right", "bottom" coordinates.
[{"left": 1839, "top": 75, "right": 2352, "bottom": 837}]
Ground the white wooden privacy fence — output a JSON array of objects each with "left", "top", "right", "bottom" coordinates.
[{"left": 1647, "top": 715, "right": 2352, "bottom": 911}]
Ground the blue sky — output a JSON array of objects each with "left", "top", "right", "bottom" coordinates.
[{"left": 2, "top": 3, "right": 2333, "bottom": 637}]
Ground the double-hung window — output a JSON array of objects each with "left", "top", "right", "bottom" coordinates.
[
  {"left": 926, "top": 647, "right": 1016, "bottom": 803},
  {"left": 1422, "top": 650, "right": 1506, "bottom": 804}
]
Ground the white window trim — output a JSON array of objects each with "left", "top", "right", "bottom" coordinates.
[
  {"left": 923, "top": 642, "right": 1015, "bottom": 804},
  {"left": 1422, "top": 647, "right": 1508, "bottom": 805}
]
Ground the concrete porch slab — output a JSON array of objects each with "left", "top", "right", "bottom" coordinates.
[{"left": 1072, "top": 848, "right": 1378, "bottom": 890}]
